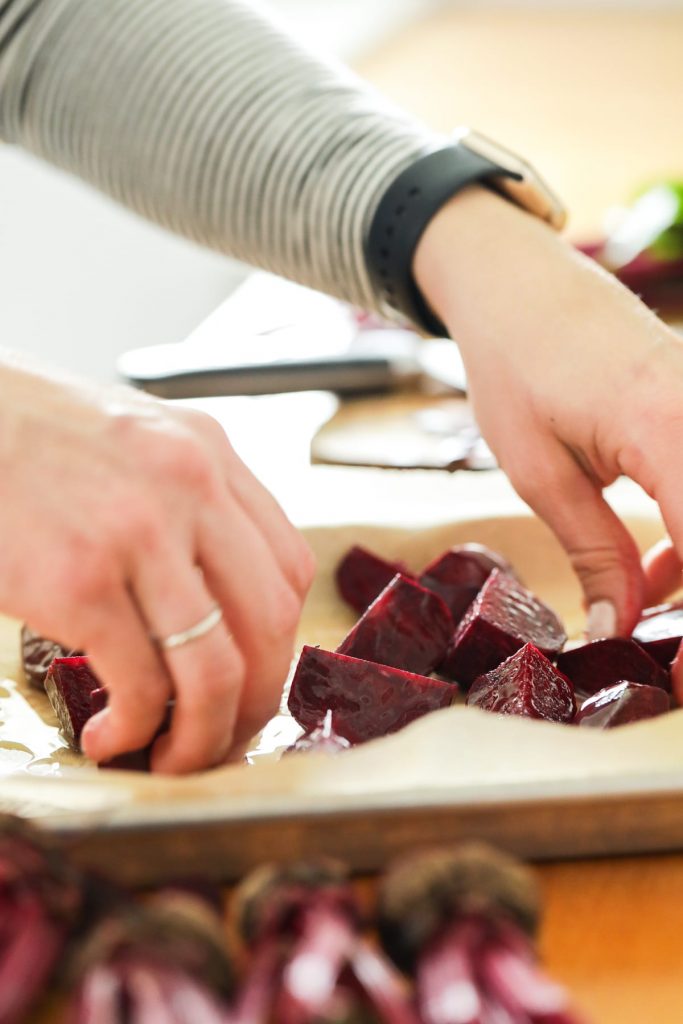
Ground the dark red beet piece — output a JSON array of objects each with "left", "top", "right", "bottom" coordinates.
[
  {"left": 336, "top": 573, "right": 453, "bottom": 675},
  {"left": 20, "top": 625, "right": 81, "bottom": 691},
  {"left": 632, "top": 604, "right": 683, "bottom": 667},
  {"left": 440, "top": 570, "right": 566, "bottom": 688},
  {"left": 466, "top": 644, "right": 575, "bottom": 723},
  {"left": 287, "top": 646, "right": 454, "bottom": 744},
  {"left": 335, "top": 546, "right": 411, "bottom": 614},
  {"left": 556, "top": 637, "right": 670, "bottom": 696},
  {"left": 575, "top": 681, "right": 670, "bottom": 728},
  {"left": 44, "top": 657, "right": 103, "bottom": 748},
  {"left": 418, "top": 544, "right": 512, "bottom": 625}
]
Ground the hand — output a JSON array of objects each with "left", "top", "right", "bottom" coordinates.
[
  {"left": 413, "top": 186, "right": 683, "bottom": 693},
  {"left": 0, "top": 360, "right": 314, "bottom": 772}
]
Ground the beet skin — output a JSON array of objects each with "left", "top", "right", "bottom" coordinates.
[
  {"left": 440, "top": 570, "right": 566, "bottom": 687},
  {"left": 467, "top": 643, "right": 575, "bottom": 723},
  {"left": 288, "top": 646, "right": 455, "bottom": 745},
  {"left": 337, "top": 573, "right": 453, "bottom": 675}
]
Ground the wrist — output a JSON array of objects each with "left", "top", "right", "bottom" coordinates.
[{"left": 412, "top": 184, "right": 565, "bottom": 349}]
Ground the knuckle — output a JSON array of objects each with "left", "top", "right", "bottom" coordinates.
[
  {"left": 265, "top": 585, "right": 302, "bottom": 642},
  {"left": 61, "top": 543, "right": 117, "bottom": 606}
]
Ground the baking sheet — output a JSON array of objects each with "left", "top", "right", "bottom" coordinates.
[{"left": 2, "top": 512, "right": 683, "bottom": 883}]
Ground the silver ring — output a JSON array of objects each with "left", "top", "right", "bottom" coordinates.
[{"left": 156, "top": 605, "right": 224, "bottom": 650}]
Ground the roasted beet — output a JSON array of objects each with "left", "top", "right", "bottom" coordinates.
[
  {"left": 440, "top": 569, "right": 566, "bottom": 687},
  {"left": 335, "top": 545, "right": 411, "bottom": 614},
  {"left": 418, "top": 543, "right": 512, "bottom": 625},
  {"left": 20, "top": 625, "right": 81, "bottom": 691},
  {"left": 466, "top": 643, "right": 575, "bottom": 723},
  {"left": 632, "top": 604, "right": 683, "bottom": 667},
  {"left": 557, "top": 637, "right": 670, "bottom": 696},
  {"left": 575, "top": 681, "right": 670, "bottom": 728},
  {"left": 287, "top": 646, "right": 454, "bottom": 745},
  {"left": 336, "top": 573, "right": 453, "bottom": 675},
  {"left": 44, "top": 657, "right": 103, "bottom": 749}
]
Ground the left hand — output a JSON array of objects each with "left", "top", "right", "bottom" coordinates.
[{"left": 413, "top": 185, "right": 683, "bottom": 689}]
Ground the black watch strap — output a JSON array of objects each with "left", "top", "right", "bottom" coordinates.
[{"left": 365, "top": 145, "right": 521, "bottom": 336}]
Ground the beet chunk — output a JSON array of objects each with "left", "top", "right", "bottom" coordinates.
[
  {"left": 336, "top": 573, "right": 453, "bottom": 675},
  {"left": 44, "top": 656, "right": 103, "bottom": 748},
  {"left": 20, "top": 625, "right": 81, "bottom": 691},
  {"left": 466, "top": 643, "right": 575, "bottom": 723},
  {"left": 418, "top": 544, "right": 512, "bottom": 624},
  {"left": 557, "top": 638, "right": 670, "bottom": 696},
  {"left": 575, "top": 681, "right": 670, "bottom": 728},
  {"left": 335, "top": 546, "right": 410, "bottom": 614},
  {"left": 632, "top": 604, "right": 683, "bottom": 667},
  {"left": 440, "top": 570, "right": 566, "bottom": 687},
  {"left": 288, "top": 646, "right": 454, "bottom": 744}
]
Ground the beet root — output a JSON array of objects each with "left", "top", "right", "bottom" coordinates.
[
  {"left": 556, "top": 637, "right": 670, "bottom": 697},
  {"left": 418, "top": 543, "right": 512, "bottom": 625},
  {"left": 440, "top": 570, "right": 567, "bottom": 687},
  {"left": 70, "top": 891, "right": 234, "bottom": 1023},
  {"left": 336, "top": 573, "right": 453, "bottom": 676},
  {"left": 335, "top": 546, "right": 411, "bottom": 614},
  {"left": 44, "top": 657, "right": 103, "bottom": 749},
  {"left": 287, "top": 646, "right": 455, "bottom": 744},
  {"left": 467, "top": 644, "right": 576, "bottom": 724},
  {"left": 20, "top": 625, "right": 81, "bottom": 691},
  {"left": 632, "top": 603, "right": 683, "bottom": 668},
  {"left": 0, "top": 816, "right": 84, "bottom": 1024},
  {"left": 575, "top": 681, "right": 670, "bottom": 728}
]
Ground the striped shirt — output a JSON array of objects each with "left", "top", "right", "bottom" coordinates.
[{"left": 0, "top": 0, "right": 444, "bottom": 316}]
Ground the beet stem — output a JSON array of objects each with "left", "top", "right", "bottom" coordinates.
[
  {"left": 279, "top": 905, "right": 357, "bottom": 1021},
  {"left": 349, "top": 940, "right": 421, "bottom": 1024},
  {"left": 416, "top": 920, "right": 486, "bottom": 1024}
]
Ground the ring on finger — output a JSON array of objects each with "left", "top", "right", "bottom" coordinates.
[{"left": 154, "top": 605, "right": 225, "bottom": 650}]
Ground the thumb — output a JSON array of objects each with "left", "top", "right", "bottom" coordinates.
[{"left": 510, "top": 444, "right": 645, "bottom": 638}]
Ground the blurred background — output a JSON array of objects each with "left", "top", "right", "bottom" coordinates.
[{"left": 1, "top": 0, "right": 682, "bottom": 382}]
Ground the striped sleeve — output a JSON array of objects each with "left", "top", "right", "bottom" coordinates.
[{"left": 0, "top": 0, "right": 445, "bottom": 314}]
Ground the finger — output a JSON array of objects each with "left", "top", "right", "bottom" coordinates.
[
  {"left": 227, "top": 453, "right": 316, "bottom": 598},
  {"left": 80, "top": 591, "right": 173, "bottom": 763},
  {"left": 642, "top": 538, "right": 682, "bottom": 606},
  {"left": 181, "top": 408, "right": 316, "bottom": 598},
  {"left": 509, "top": 442, "right": 645, "bottom": 637},
  {"left": 197, "top": 499, "right": 301, "bottom": 749},
  {"left": 132, "top": 553, "right": 245, "bottom": 774}
]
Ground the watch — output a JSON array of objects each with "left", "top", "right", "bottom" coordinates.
[{"left": 365, "top": 128, "right": 566, "bottom": 336}]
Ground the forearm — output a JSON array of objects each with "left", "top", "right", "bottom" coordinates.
[{"left": 0, "top": 0, "right": 441, "bottom": 312}]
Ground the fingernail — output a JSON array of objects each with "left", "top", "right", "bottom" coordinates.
[
  {"left": 586, "top": 600, "right": 617, "bottom": 641},
  {"left": 81, "top": 709, "right": 110, "bottom": 756}
]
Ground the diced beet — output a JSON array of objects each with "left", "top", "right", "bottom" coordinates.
[
  {"left": 440, "top": 570, "right": 566, "bottom": 687},
  {"left": 20, "top": 625, "right": 81, "bottom": 691},
  {"left": 336, "top": 574, "right": 453, "bottom": 675},
  {"left": 466, "top": 644, "right": 575, "bottom": 723},
  {"left": 418, "top": 544, "right": 512, "bottom": 625},
  {"left": 335, "top": 546, "right": 411, "bottom": 614},
  {"left": 287, "top": 646, "right": 454, "bottom": 744},
  {"left": 575, "top": 681, "right": 670, "bottom": 728},
  {"left": 44, "top": 656, "right": 103, "bottom": 748},
  {"left": 632, "top": 604, "right": 683, "bottom": 667},
  {"left": 556, "top": 637, "right": 670, "bottom": 696}
]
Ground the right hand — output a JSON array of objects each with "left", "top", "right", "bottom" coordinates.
[{"left": 1, "top": 359, "right": 315, "bottom": 773}]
